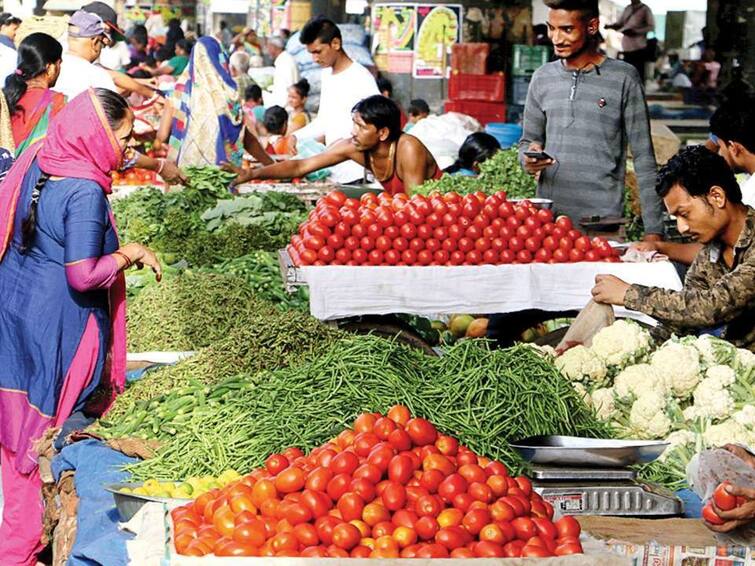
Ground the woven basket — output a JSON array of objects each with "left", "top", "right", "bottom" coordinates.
[{"left": 15, "top": 15, "right": 69, "bottom": 45}]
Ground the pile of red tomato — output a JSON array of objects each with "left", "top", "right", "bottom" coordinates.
[
  {"left": 171, "top": 406, "right": 584, "bottom": 559},
  {"left": 288, "top": 190, "right": 620, "bottom": 267},
  {"left": 111, "top": 168, "right": 157, "bottom": 186}
]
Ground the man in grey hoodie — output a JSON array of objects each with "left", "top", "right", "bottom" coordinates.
[{"left": 519, "top": 0, "right": 664, "bottom": 242}]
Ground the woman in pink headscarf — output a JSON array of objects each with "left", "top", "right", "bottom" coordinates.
[{"left": 0, "top": 88, "right": 161, "bottom": 565}]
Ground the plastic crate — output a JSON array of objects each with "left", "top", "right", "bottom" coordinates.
[
  {"left": 444, "top": 100, "right": 507, "bottom": 126},
  {"left": 451, "top": 43, "right": 489, "bottom": 75},
  {"left": 511, "top": 44, "right": 549, "bottom": 76},
  {"left": 510, "top": 75, "right": 531, "bottom": 106},
  {"left": 448, "top": 72, "right": 505, "bottom": 102}
]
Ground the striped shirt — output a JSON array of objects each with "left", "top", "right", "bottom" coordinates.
[{"left": 519, "top": 58, "right": 664, "bottom": 235}]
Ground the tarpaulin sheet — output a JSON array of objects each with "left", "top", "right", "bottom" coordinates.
[
  {"left": 51, "top": 439, "right": 137, "bottom": 566},
  {"left": 300, "top": 262, "right": 683, "bottom": 321}
]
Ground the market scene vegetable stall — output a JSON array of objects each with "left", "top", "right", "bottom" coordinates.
[{"left": 1, "top": 1, "right": 754, "bottom": 565}]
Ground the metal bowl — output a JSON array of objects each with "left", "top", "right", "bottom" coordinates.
[
  {"left": 338, "top": 185, "right": 383, "bottom": 199},
  {"left": 510, "top": 435, "right": 669, "bottom": 468},
  {"left": 510, "top": 197, "right": 554, "bottom": 210},
  {"left": 105, "top": 482, "right": 191, "bottom": 522}
]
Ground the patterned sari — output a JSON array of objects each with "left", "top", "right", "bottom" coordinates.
[
  {"left": 10, "top": 88, "right": 66, "bottom": 156},
  {"left": 168, "top": 37, "right": 244, "bottom": 167}
]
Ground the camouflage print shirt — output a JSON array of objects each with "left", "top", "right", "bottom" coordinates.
[{"left": 625, "top": 206, "right": 755, "bottom": 351}]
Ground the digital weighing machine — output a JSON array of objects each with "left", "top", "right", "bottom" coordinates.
[{"left": 511, "top": 436, "right": 684, "bottom": 517}]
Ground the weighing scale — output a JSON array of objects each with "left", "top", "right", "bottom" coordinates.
[{"left": 511, "top": 436, "right": 684, "bottom": 517}]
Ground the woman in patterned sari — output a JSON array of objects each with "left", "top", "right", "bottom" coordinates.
[{"left": 3, "top": 33, "right": 66, "bottom": 156}]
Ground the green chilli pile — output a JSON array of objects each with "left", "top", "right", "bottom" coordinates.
[{"left": 123, "top": 336, "right": 611, "bottom": 481}]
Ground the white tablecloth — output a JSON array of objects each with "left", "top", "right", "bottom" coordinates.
[{"left": 300, "top": 262, "right": 683, "bottom": 321}]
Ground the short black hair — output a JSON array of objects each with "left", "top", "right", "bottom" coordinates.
[
  {"left": 175, "top": 39, "right": 191, "bottom": 54},
  {"left": 544, "top": 0, "right": 599, "bottom": 19},
  {"left": 264, "top": 105, "right": 288, "bottom": 135},
  {"left": 376, "top": 76, "right": 393, "bottom": 96},
  {"left": 0, "top": 13, "right": 21, "bottom": 26},
  {"left": 290, "top": 78, "right": 310, "bottom": 98},
  {"left": 299, "top": 16, "right": 341, "bottom": 45},
  {"left": 710, "top": 102, "right": 755, "bottom": 154},
  {"left": 352, "top": 95, "right": 402, "bottom": 142},
  {"left": 457, "top": 133, "right": 501, "bottom": 170},
  {"left": 657, "top": 145, "right": 742, "bottom": 204},
  {"left": 244, "top": 84, "right": 262, "bottom": 102},
  {"left": 408, "top": 99, "right": 430, "bottom": 117}
]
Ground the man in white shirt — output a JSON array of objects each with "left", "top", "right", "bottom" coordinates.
[
  {"left": 0, "top": 41, "right": 16, "bottom": 85},
  {"left": 606, "top": 0, "right": 654, "bottom": 82},
  {"left": 54, "top": 10, "right": 117, "bottom": 99},
  {"left": 265, "top": 36, "right": 299, "bottom": 108},
  {"left": 710, "top": 103, "right": 755, "bottom": 207},
  {"left": 292, "top": 16, "right": 379, "bottom": 183}
]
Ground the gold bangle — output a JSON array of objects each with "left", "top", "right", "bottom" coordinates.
[{"left": 113, "top": 251, "right": 132, "bottom": 269}]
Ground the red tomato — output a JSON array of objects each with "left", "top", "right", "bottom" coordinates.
[
  {"left": 337, "top": 492, "right": 365, "bottom": 521},
  {"left": 498, "top": 249, "right": 514, "bottom": 264},
  {"left": 474, "top": 540, "right": 505, "bottom": 557},
  {"left": 465, "top": 250, "right": 482, "bottom": 264},
  {"left": 414, "top": 516, "right": 440, "bottom": 541},
  {"left": 304, "top": 236, "right": 325, "bottom": 251},
  {"left": 327, "top": 474, "right": 352, "bottom": 501},
  {"left": 584, "top": 249, "right": 600, "bottom": 261},
  {"left": 388, "top": 454, "right": 415, "bottom": 484},
  {"left": 318, "top": 246, "right": 335, "bottom": 262},
  {"left": 524, "top": 237, "right": 541, "bottom": 253},
  {"left": 327, "top": 233, "right": 345, "bottom": 250},
  {"left": 555, "top": 215, "right": 573, "bottom": 230},
  {"left": 574, "top": 236, "right": 592, "bottom": 252},
  {"left": 555, "top": 516, "right": 581, "bottom": 539},
  {"left": 266, "top": 454, "right": 289, "bottom": 475},
  {"left": 532, "top": 517, "right": 557, "bottom": 541},
  {"left": 702, "top": 503, "right": 725, "bottom": 525},
  {"left": 522, "top": 544, "right": 553, "bottom": 557},
  {"left": 466, "top": 224, "right": 483, "bottom": 240},
  {"left": 461, "top": 195, "right": 482, "bottom": 218},
  {"left": 558, "top": 237, "right": 573, "bottom": 252},
  {"left": 332, "top": 523, "right": 361, "bottom": 550},
  {"left": 381, "top": 482, "right": 407, "bottom": 511},
  {"left": 534, "top": 248, "right": 551, "bottom": 262},
  {"left": 555, "top": 541, "right": 583, "bottom": 555},
  {"left": 275, "top": 467, "right": 305, "bottom": 494},
  {"left": 508, "top": 237, "right": 524, "bottom": 252},
  {"left": 516, "top": 250, "right": 533, "bottom": 263},
  {"left": 433, "top": 250, "right": 450, "bottom": 264},
  {"left": 462, "top": 508, "right": 491, "bottom": 535},
  {"left": 569, "top": 248, "right": 584, "bottom": 262},
  {"left": 409, "top": 237, "right": 425, "bottom": 252},
  {"left": 474, "top": 237, "right": 491, "bottom": 253},
  {"left": 448, "top": 250, "right": 465, "bottom": 265},
  {"left": 435, "top": 526, "right": 468, "bottom": 551},
  {"left": 417, "top": 249, "right": 433, "bottom": 266},
  {"left": 330, "top": 451, "right": 359, "bottom": 475},
  {"left": 456, "top": 237, "right": 473, "bottom": 253},
  {"left": 406, "top": 418, "right": 438, "bottom": 446},
  {"left": 415, "top": 495, "right": 442, "bottom": 518},
  {"left": 713, "top": 482, "right": 738, "bottom": 511},
  {"left": 552, "top": 248, "right": 569, "bottom": 263}
]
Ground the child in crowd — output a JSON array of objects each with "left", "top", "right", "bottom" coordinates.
[
  {"left": 262, "top": 105, "right": 294, "bottom": 155},
  {"left": 405, "top": 98, "right": 430, "bottom": 132},
  {"left": 445, "top": 132, "right": 501, "bottom": 176},
  {"left": 286, "top": 78, "right": 311, "bottom": 133},
  {"left": 243, "top": 84, "right": 266, "bottom": 133}
]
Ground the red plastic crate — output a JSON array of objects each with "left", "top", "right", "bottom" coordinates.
[
  {"left": 451, "top": 43, "right": 489, "bottom": 75},
  {"left": 448, "top": 72, "right": 505, "bottom": 102},
  {"left": 444, "top": 100, "right": 507, "bottom": 126}
]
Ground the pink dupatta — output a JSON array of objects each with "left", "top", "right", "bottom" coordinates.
[{"left": 0, "top": 89, "right": 128, "bottom": 408}]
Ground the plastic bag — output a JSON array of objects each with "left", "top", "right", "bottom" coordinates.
[
  {"left": 687, "top": 447, "right": 755, "bottom": 545},
  {"left": 556, "top": 300, "right": 615, "bottom": 354},
  {"left": 294, "top": 138, "right": 332, "bottom": 181}
]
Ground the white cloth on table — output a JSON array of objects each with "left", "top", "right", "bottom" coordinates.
[{"left": 300, "top": 261, "right": 682, "bottom": 322}]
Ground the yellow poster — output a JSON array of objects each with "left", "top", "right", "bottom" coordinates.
[
  {"left": 413, "top": 4, "right": 462, "bottom": 79},
  {"left": 372, "top": 3, "right": 416, "bottom": 73}
]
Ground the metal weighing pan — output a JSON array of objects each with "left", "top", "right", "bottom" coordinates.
[
  {"left": 510, "top": 197, "right": 554, "bottom": 209},
  {"left": 105, "top": 482, "right": 191, "bottom": 522},
  {"left": 338, "top": 184, "right": 383, "bottom": 199},
  {"left": 511, "top": 435, "right": 669, "bottom": 468}
]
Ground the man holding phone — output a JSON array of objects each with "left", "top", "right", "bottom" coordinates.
[{"left": 519, "top": 0, "right": 664, "bottom": 242}]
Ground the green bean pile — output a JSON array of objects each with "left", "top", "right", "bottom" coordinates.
[
  {"left": 110, "top": 303, "right": 343, "bottom": 425},
  {"left": 125, "top": 336, "right": 611, "bottom": 481},
  {"left": 126, "top": 272, "right": 263, "bottom": 352}
]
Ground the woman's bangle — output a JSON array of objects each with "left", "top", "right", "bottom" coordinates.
[
  {"left": 112, "top": 251, "right": 133, "bottom": 270},
  {"left": 157, "top": 158, "right": 166, "bottom": 175}
]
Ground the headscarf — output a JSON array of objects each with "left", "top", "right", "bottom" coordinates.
[
  {"left": 168, "top": 36, "right": 243, "bottom": 167},
  {"left": 11, "top": 88, "right": 66, "bottom": 155},
  {"left": 0, "top": 88, "right": 128, "bottom": 399}
]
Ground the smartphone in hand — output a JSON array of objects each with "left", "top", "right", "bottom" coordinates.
[{"left": 524, "top": 150, "right": 554, "bottom": 161}]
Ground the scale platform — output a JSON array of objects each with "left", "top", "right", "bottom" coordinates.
[
  {"left": 531, "top": 465, "right": 683, "bottom": 517},
  {"left": 511, "top": 436, "right": 684, "bottom": 518}
]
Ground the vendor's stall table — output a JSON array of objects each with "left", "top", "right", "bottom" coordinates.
[
  {"left": 235, "top": 182, "right": 339, "bottom": 207},
  {"left": 279, "top": 250, "right": 682, "bottom": 322}
]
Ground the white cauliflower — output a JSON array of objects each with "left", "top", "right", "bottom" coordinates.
[
  {"left": 629, "top": 391, "right": 673, "bottom": 439},
  {"left": 555, "top": 345, "right": 608, "bottom": 385},
  {"left": 650, "top": 342, "right": 701, "bottom": 398},
  {"left": 614, "top": 363, "right": 667, "bottom": 400},
  {"left": 686, "top": 371, "right": 736, "bottom": 421},
  {"left": 732, "top": 405, "right": 755, "bottom": 429},
  {"left": 702, "top": 419, "right": 754, "bottom": 448},
  {"left": 705, "top": 365, "right": 736, "bottom": 387},
  {"left": 688, "top": 335, "right": 737, "bottom": 367},
  {"left": 529, "top": 344, "right": 557, "bottom": 358},
  {"left": 735, "top": 348, "right": 755, "bottom": 369},
  {"left": 659, "top": 430, "right": 697, "bottom": 461},
  {"left": 590, "top": 387, "right": 618, "bottom": 421},
  {"left": 591, "top": 320, "right": 652, "bottom": 368}
]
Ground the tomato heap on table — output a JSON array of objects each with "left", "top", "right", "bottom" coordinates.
[
  {"left": 171, "top": 406, "right": 584, "bottom": 558},
  {"left": 288, "top": 190, "right": 620, "bottom": 267}
]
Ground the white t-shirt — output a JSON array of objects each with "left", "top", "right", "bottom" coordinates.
[
  {"left": 295, "top": 59, "right": 379, "bottom": 183},
  {"left": 54, "top": 52, "right": 117, "bottom": 100},
  {"left": 266, "top": 50, "right": 300, "bottom": 108},
  {"left": 741, "top": 174, "right": 755, "bottom": 208},
  {"left": 0, "top": 43, "right": 16, "bottom": 86},
  {"left": 99, "top": 42, "right": 131, "bottom": 71}
]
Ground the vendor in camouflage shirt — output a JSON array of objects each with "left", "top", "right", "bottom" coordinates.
[{"left": 592, "top": 146, "right": 755, "bottom": 351}]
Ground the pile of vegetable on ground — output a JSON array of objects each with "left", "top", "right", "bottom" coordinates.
[
  {"left": 546, "top": 320, "right": 755, "bottom": 489},
  {"left": 170, "top": 406, "right": 585, "bottom": 558}
]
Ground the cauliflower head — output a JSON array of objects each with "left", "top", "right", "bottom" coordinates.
[
  {"left": 705, "top": 365, "right": 736, "bottom": 388},
  {"left": 614, "top": 363, "right": 667, "bottom": 400},
  {"left": 703, "top": 419, "right": 754, "bottom": 448},
  {"left": 629, "top": 391, "right": 672, "bottom": 439},
  {"left": 650, "top": 342, "right": 701, "bottom": 398},
  {"left": 591, "top": 320, "right": 652, "bottom": 368},
  {"left": 590, "top": 387, "right": 618, "bottom": 421},
  {"left": 659, "top": 430, "right": 697, "bottom": 461},
  {"left": 735, "top": 348, "right": 755, "bottom": 370},
  {"left": 687, "top": 373, "right": 735, "bottom": 421},
  {"left": 555, "top": 345, "right": 608, "bottom": 386},
  {"left": 732, "top": 405, "right": 755, "bottom": 429},
  {"left": 689, "top": 335, "right": 737, "bottom": 367}
]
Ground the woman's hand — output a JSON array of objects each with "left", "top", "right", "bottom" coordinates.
[
  {"left": 160, "top": 159, "right": 187, "bottom": 184},
  {"left": 120, "top": 243, "right": 162, "bottom": 281}
]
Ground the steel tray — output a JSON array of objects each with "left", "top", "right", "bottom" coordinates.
[
  {"left": 511, "top": 435, "right": 669, "bottom": 468},
  {"left": 105, "top": 482, "right": 191, "bottom": 522}
]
